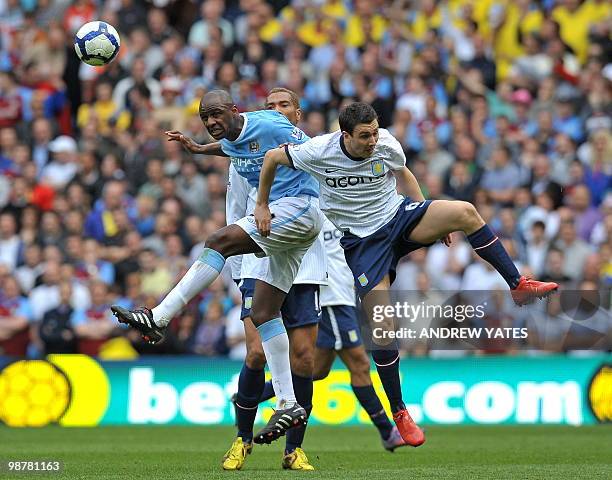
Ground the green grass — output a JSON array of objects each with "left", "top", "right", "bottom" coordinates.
[{"left": 1, "top": 425, "right": 611, "bottom": 479}]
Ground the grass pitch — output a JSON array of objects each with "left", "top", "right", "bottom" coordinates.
[{"left": 1, "top": 425, "right": 611, "bottom": 479}]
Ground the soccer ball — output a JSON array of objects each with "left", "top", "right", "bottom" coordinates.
[
  {"left": 74, "top": 21, "right": 121, "bottom": 66},
  {"left": 0, "top": 360, "right": 70, "bottom": 427}
]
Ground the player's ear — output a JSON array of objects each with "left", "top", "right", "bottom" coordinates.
[
  {"left": 230, "top": 105, "right": 239, "bottom": 114},
  {"left": 295, "top": 108, "right": 302, "bottom": 123}
]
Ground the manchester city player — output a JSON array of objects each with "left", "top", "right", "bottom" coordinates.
[
  {"left": 221, "top": 89, "right": 325, "bottom": 470},
  {"left": 255, "top": 102, "right": 559, "bottom": 447},
  {"left": 111, "top": 90, "right": 327, "bottom": 445}
]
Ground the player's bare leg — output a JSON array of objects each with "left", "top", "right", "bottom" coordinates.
[
  {"left": 312, "top": 347, "right": 336, "bottom": 381},
  {"left": 408, "top": 200, "right": 558, "bottom": 305},
  {"left": 111, "top": 225, "right": 261, "bottom": 342},
  {"left": 362, "top": 275, "right": 425, "bottom": 447},
  {"left": 251, "top": 280, "right": 307, "bottom": 444}
]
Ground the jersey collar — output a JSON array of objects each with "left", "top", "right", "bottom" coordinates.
[{"left": 340, "top": 135, "right": 367, "bottom": 162}]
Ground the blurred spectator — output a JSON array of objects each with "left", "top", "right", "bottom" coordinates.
[
  {"left": 553, "top": 219, "right": 594, "bottom": 281},
  {"left": 72, "top": 280, "right": 116, "bottom": 356},
  {"left": 0, "top": 212, "right": 21, "bottom": 271},
  {"left": 0, "top": 71, "right": 22, "bottom": 128},
  {"left": 176, "top": 160, "right": 209, "bottom": 218},
  {"left": 0, "top": 274, "right": 33, "bottom": 356},
  {"left": 29, "top": 261, "right": 90, "bottom": 321},
  {"left": 192, "top": 300, "right": 226, "bottom": 356},
  {"left": 138, "top": 248, "right": 172, "bottom": 296},
  {"left": 40, "top": 136, "right": 79, "bottom": 190},
  {"left": 112, "top": 56, "right": 162, "bottom": 110},
  {"left": 153, "top": 77, "right": 186, "bottom": 131},
  {"left": 84, "top": 180, "right": 133, "bottom": 243},
  {"left": 14, "top": 243, "right": 43, "bottom": 293},
  {"left": 480, "top": 144, "right": 521, "bottom": 206},
  {"left": 38, "top": 280, "right": 76, "bottom": 354},
  {"left": 524, "top": 220, "right": 550, "bottom": 277},
  {"left": 73, "top": 239, "right": 115, "bottom": 285},
  {"left": 569, "top": 184, "right": 603, "bottom": 241},
  {"left": 188, "top": 0, "right": 234, "bottom": 49}
]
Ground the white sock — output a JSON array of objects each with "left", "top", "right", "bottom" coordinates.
[
  {"left": 152, "top": 248, "right": 225, "bottom": 327},
  {"left": 256, "top": 318, "right": 296, "bottom": 409}
]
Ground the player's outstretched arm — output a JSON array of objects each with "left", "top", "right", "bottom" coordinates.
[
  {"left": 393, "top": 166, "right": 426, "bottom": 202},
  {"left": 165, "top": 131, "right": 229, "bottom": 157},
  {"left": 254, "top": 147, "right": 292, "bottom": 237}
]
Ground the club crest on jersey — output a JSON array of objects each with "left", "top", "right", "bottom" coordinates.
[
  {"left": 371, "top": 160, "right": 385, "bottom": 177},
  {"left": 291, "top": 127, "right": 304, "bottom": 140},
  {"left": 249, "top": 140, "right": 260, "bottom": 153},
  {"left": 358, "top": 273, "right": 369, "bottom": 286}
]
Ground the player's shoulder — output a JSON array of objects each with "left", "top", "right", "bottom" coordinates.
[
  {"left": 247, "top": 109, "right": 291, "bottom": 127},
  {"left": 304, "top": 130, "right": 341, "bottom": 150},
  {"left": 377, "top": 128, "right": 399, "bottom": 144},
  {"left": 377, "top": 128, "right": 403, "bottom": 152}
]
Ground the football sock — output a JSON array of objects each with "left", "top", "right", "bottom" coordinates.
[
  {"left": 257, "top": 318, "right": 296, "bottom": 409},
  {"left": 352, "top": 384, "right": 394, "bottom": 440},
  {"left": 152, "top": 248, "right": 225, "bottom": 326},
  {"left": 285, "top": 373, "right": 313, "bottom": 453},
  {"left": 371, "top": 349, "right": 406, "bottom": 414},
  {"left": 467, "top": 225, "right": 521, "bottom": 289},
  {"left": 235, "top": 364, "right": 265, "bottom": 444},
  {"left": 258, "top": 380, "right": 275, "bottom": 403}
]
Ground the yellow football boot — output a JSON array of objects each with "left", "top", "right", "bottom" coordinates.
[
  {"left": 282, "top": 448, "right": 315, "bottom": 471},
  {"left": 222, "top": 437, "right": 252, "bottom": 470}
]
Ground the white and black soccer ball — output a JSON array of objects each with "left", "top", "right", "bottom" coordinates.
[{"left": 74, "top": 21, "right": 121, "bottom": 67}]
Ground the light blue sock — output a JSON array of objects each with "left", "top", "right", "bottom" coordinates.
[
  {"left": 152, "top": 248, "right": 225, "bottom": 326},
  {"left": 257, "top": 318, "right": 296, "bottom": 409}
]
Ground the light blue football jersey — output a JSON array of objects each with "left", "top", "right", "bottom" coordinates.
[{"left": 220, "top": 110, "right": 319, "bottom": 202}]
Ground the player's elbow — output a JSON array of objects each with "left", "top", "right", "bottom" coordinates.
[{"left": 263, "top": 149, "right": 281, "bottom": 166}]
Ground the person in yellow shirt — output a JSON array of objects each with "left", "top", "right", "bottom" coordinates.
[
  {"left": 493, "top": 0, "right": 543, "bottom": 80},
  {"left": 553, "top": 0, "right": 611, "bottom": 64},
  {"left": 77, "top": 81, "right": 130, "bottom": 135},
  {"left": 410, "top": 0, "right": 443, "bottom": 42},
  {"left": 344, "top": 0, "right": 387, "bottom": 47},
  {"left": 257, "top": 2, "right": 283, "bottom": 44}
]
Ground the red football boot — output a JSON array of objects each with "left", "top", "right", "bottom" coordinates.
[
  {"left": 511, "top": 276, "right": 559, "bottom": 306},
  {"left": 392, "top": 409, "right": 425, "bottom": 447}
]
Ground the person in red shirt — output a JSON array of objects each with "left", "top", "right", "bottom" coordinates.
[{"left": 0, "top": 274, "right": 33, "bottom": 356}]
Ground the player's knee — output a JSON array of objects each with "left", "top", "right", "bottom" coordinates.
[
  {"left": 204, "top": 230, "right": 228, "bottom": 255},
  {"left": 459, "top": 202, "right": 481, "bottom": 229},
  {"left": 249, "top": 309, "right": 276, "bottom": 327},
  {"left": 245, "top": 345, "right": 266, "bottom": 369},
  {"left": 290, "top": 344, "right": 315, "bottom": 375},
  {"left": 313, "top": 363, "right": 331, "bottom": 381}
]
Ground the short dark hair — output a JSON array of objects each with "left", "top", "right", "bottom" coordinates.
[
  {"left": 339, "top": 102, "right": 378, "bottom": 135},
  {"left": 267, "top": 87, "right": 300, "bottom": 109}
]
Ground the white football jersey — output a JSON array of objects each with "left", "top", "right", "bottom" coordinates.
[
  {"left": 226, "top": 164, "right": 255, "bottom": 280},
  {"left": 286, "top": 129, "right": 406, "bottom": 238},
  {"left": 320, "top": 217, "right": 355, "bottom": 307}
]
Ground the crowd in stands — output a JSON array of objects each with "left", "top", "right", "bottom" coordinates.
[{"left": 0, "top": 0, "right": 610, "bottom": 358}]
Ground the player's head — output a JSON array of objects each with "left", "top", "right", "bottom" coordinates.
[
  {"left": 266, "top": 87, "right": 301, "bottom": 126},
  {"left": 339, "top": 102, "right": 379, "bottom": 158},
  {"left": 199, "top": 89, "right": 240, "bottom": 140}
]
